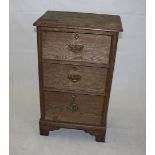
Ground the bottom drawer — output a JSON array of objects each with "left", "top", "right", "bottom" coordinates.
[{"left": 44, "top": 91, "right": 104, "bottom": 125}]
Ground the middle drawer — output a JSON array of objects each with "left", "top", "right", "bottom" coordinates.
[{"left": 43, "top": 63, "right": 108, "bottom": 95}]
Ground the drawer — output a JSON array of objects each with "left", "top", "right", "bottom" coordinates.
[
  {"left": 44, "top": 91, "right": 104, "bottom": 125},
  {"left": 42, "top": 31, "right": 111, "bottom": 64},
  {"left": 43, "top": 63, "right": 108, "bottom": 95}
]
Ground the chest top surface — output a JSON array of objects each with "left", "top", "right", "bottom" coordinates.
[{"left": 33, "top": 11, "right": 123, "bottom": 32}]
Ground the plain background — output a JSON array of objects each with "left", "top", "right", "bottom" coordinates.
[{"left": 10, "top": 0, "right": 146, "bottom": 155}]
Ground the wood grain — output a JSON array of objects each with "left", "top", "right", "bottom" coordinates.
[
  {"left": 102, "top": 33, "right": 119, "bottom": 126},
  {"left": 42, "top": 31, "right": 111, "bottom": 64},
  {"left": 41, "top": 58, "right": 110, "bottom": 68},
  {"left": 33, "top": 11, "right": 123, "bottom": 32},
  {"left": 44, "top": 91, "right": 104, "bottom": 125},
  {"left": 37, "top": 27, "right": 45, "bottom": 119},
  {"left": 43, "top": 62, "right": 107, "bottom": 95},
  {"left": 39, "top": 26, "right": 117, "bottom": 36}
]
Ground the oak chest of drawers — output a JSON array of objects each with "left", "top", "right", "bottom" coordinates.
[{"left": 33, "top": 11, "right": 123, "bottom": 142}]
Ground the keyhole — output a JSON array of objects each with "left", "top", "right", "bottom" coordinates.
[{"left": 74, "top": 33, "right": 79, "bottom": 40}]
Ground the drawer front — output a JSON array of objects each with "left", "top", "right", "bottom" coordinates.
[
  {"left": 44, "top": 91, "right": 104, "bottom": 125},
  {"left": 43, "top": 63, "right": 107, "bottom": 95},
  {"left": 42, "top": 31, "right": 111, "bottom": 64}
]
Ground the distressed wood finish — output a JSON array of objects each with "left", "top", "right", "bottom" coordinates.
[
  {"left": 37, "top": 28, "right": 45, "bottom": 119},
  {"left": 33, "top": 11, "right": 123, "bottom": 32},
  {"left": 42, "top": 31, "right": 111, "bottom": 64},
  {"left": 33, "top": 11, "right": 123, "bottom": 142},
  {"left": 39, "top": 119, "right": 106, "bottom": 141},
  {"left": 44, "top": 91, "right": 104, "bottom": 125},
  {"left": 43, "top": 63, "right": 107, "bottom": 95}
]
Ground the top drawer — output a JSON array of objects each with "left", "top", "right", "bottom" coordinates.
[{"left": 42, "top": 31, "right": 111, "bottom": 64}]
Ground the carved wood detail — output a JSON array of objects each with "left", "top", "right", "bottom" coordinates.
[
  {"left": 84, "top": 129, "right": 106, "bottom": 142},
  {"left": 40, "top": 125, "right": 60, "bottom": 136}
]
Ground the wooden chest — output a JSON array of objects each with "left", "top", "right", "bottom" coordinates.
[{"left": 33, "top": 11, "right": 123, "bottom": 142}]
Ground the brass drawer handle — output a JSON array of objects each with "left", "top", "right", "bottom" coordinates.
[
  {"left": 68, "top": 44, "right": 84, "bottom": 54},
  {"left": 66, "top": 95, "right": 78, "bottom": 112},
  {"left": 68, "top": 32, "right": 84, "bottom": 54},
  {"left": 68, "top": 73, "right": 81, "bottom": 82},
  {"left": 68, "top": 67, "right": 81, "bottom": 83}
]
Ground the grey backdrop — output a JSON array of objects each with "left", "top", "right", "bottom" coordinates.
[{"left": 10, "top": 0, "right": 146, "bottom": 155}]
